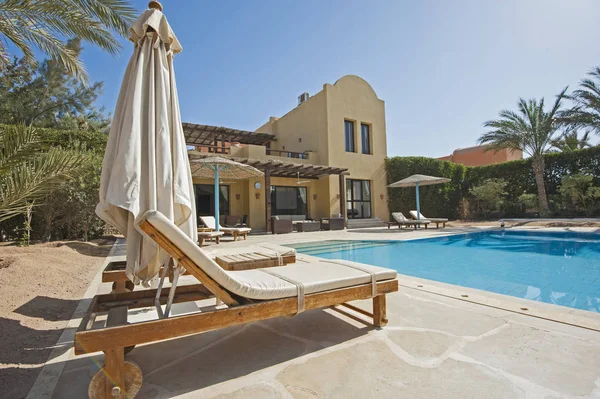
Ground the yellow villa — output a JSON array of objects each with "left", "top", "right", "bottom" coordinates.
[{"left": 185, "top": 75, "right": 389, "bottom": 231}]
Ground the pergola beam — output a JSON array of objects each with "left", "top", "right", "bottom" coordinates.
[
  {"left": 188, "top": 152, "right": 348, "bottom": 180},
  {"left": 183, "top": 123, "right": 275, "bottom": 146}
]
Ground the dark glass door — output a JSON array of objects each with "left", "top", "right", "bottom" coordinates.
[
  {"left": 270, "top": 186, "right": 308, "bottom": 216},
  {"left": 195, "top": 184, "right": 230, "bottom": 218},
  {"left": 346, "top": 179, "right": 372, "bottom": 219}
]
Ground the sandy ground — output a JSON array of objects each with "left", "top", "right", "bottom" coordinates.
[{"left": 0, "top": 238, "right": 115, "bottom": 399}]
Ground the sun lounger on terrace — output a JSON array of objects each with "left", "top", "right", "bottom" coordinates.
[
  {"left": 78, "top": 210, "right": 398, "bottom": 397},
  {"left": 197, "top": 230, "right": 224, "bottom": 245},
  {"left": 200, "top": 216, "right": 251, "bottom": 240},
  {"left": 388, "top": 212, "right": 430, "bottom": 229},
  {"left": 409, "top": 211, "right": 448, "bottom": 228}
]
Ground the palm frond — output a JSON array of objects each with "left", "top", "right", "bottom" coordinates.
[
  {"left": 479, "top": 88, "right": 568, "bottom": 158},
  {"left": 0, "top": 0, "right": 136, "bottom": 82},
  {"left": 0, "top": 147, "right": 88, "bottom": 222},
  {"left": 559, "top": 66, "right": 600, "bottom": 134},
  {"left": 0, "top": 124, "right": 48, "bottom": 174}
]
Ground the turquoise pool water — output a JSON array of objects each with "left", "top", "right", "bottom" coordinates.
[{"left": 288, "top": 231, "right": 600, "bottom": 313}]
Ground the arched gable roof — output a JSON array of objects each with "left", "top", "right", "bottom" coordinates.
[{"left": 333, "top": 75, "right": 380, "bottom": 101}]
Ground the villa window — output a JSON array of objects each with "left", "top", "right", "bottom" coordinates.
[
  {"left": 346, "top": 179, "right": 372, "bottom": 219},
  {"left": 344, "top": 120, "right": 355, "bottom": 152},
  {"left": 361, "top": 123, "right": 371, "bottom": 154},
  {"left": 270, "top": 186, "right": 308, "bottom": 216}
]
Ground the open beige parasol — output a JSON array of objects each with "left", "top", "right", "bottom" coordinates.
[
  {"left": 189, "top": 156, "right": 263, "bottom": 230},
  {"left": 387, "top": 174, "right": 451, "bottom": 220}
]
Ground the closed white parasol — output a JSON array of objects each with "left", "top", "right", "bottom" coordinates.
[{"left": 96, "top": 1, "right": 196, "bottom": 285}]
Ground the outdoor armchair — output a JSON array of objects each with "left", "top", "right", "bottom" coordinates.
[{"left": 271, "top": 216, "right": 293, "bottom": 234}]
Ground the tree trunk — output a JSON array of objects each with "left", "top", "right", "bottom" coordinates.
[{"left": 532, "top": 156, "right": 549, "bottom": 216}]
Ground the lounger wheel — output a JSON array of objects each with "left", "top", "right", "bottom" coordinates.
[
  {"left": 88, "top": 360, "right": 142, "bottom": 398},
  {"left": 111, "top": 281, "right": 135, "bottom": 293}
]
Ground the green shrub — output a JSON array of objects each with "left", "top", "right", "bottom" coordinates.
[
  {"left": 558, "top": 174, "right": 600, "bottom": 216},
  {"left": 518, "top": 193, "right": 538, "bottom": 215},
  {"left": 469, "top": 179, "right": 508, "bottom": 217}
]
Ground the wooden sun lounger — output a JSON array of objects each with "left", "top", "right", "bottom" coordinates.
[
  {"left": 388, "top": 212, "right": 430, "bottom": 230},
  {"left": 77, "top": 215, "right": 397, "bottom": 398},
  {"left": 200, "top": 216, "right": 251, "bottom": 241},
  {"left": 197, "top": 230, "right": 224, "bottom": 246},
  {"left": 409, "top": 211, "right": 448, "bottom": 228}
]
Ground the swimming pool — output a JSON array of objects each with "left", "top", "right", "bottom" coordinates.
[{"left": 288, "top": 230, "right": 600, "bottom": 313}]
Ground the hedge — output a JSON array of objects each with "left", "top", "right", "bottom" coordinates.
[{"left": 386, "top": 146, "right": 600, "bottom": 219}]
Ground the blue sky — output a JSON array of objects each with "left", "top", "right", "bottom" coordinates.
[{"left": 82, "top": 0, "right": 600, "bottom": 157}]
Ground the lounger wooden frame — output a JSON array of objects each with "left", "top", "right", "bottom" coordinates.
[
  {"left": 387, "top": 220, "right": 429, "bottom": 229},
  {"left": 225, "top": 229, "right": 248, "bottom": 241},
  {"left": 76, "top": 219, "right": 398, "bottom": 398}
]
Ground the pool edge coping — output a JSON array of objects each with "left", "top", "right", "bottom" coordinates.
[{"left": 394, "top": 274, "right": 600, "bottom": 333}]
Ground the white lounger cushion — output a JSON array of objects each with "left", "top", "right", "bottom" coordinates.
[
  {"left": 392, "top": 212, "right": 429, "bottom": 223},
  {"left": 142, "top": 211, "right": 396, "bottom": 300},
  {"left": 197, "top": 231, "right": 224, "bottom": 237},
  {"left": 220, "top": 226, "right": 251, "bottom": 233},
  {"left": 200, "top": 216, "right": 251, "bottom": 233},
  {"left": 203, "top": 243, "right": 295, "bottom": 259},
  {"left": 409, "top": 211, "right": 448, "bottom": 222}
]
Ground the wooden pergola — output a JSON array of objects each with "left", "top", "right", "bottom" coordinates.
[
  {"left": 182, "top": 123, "right": 275, "bottom": 147},
  {"left": 189, "top": 151, "right": 349, "bottom": 232}
]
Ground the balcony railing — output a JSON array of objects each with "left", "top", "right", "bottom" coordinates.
[
  {"left": 266, "top": 149, "right": 308, "bottom": 159},
  {"left": 195, "top": 144, "right": 230, "bottom": 154}
]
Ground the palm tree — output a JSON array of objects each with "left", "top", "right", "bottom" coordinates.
[
  {"left": 551, "top": 129, "right": 592, "bottom": 152},
  {"left": 0, "top": 0, "right": 136, "bottom": 83},
  {"left": 560, "top": 66, "right": 600, "bottom": 135},
  {"left": 0, "top": 124, "right": 87, "bottom": 222},
  {"left": 479, "top": 88, "right": 568, "bottom": 216}
]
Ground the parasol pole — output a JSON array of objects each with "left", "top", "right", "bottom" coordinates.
[
  {"left": 415, "top": 182, "right": 421, "bottom": 221},
  {"left": 214, "top": 165, "right": 220, "bottom": 231}
]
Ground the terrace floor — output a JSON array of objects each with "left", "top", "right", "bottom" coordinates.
[{"left": 30, "top": 226, "right": 600, "bottom": 398}]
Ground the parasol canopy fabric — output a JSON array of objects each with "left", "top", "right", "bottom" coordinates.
[
  {"left": 387, "top": 174, "right": 451, "bottom": 188},
  {"left": 190, "top": 156, "right": 263, "bottom": 180}
]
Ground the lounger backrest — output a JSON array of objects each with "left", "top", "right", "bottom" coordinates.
[
  {"left": 141, "top": 211, "right": 240, "bottom": 294},
  {"left": 392, "top": 212, "right": 408, "bottom": 222},
  {"left": 409, "top": 210, "right": 426, "bottom": 219},
  {"left": 200, "top": 216, "right": 216, "bottom": 230}
]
